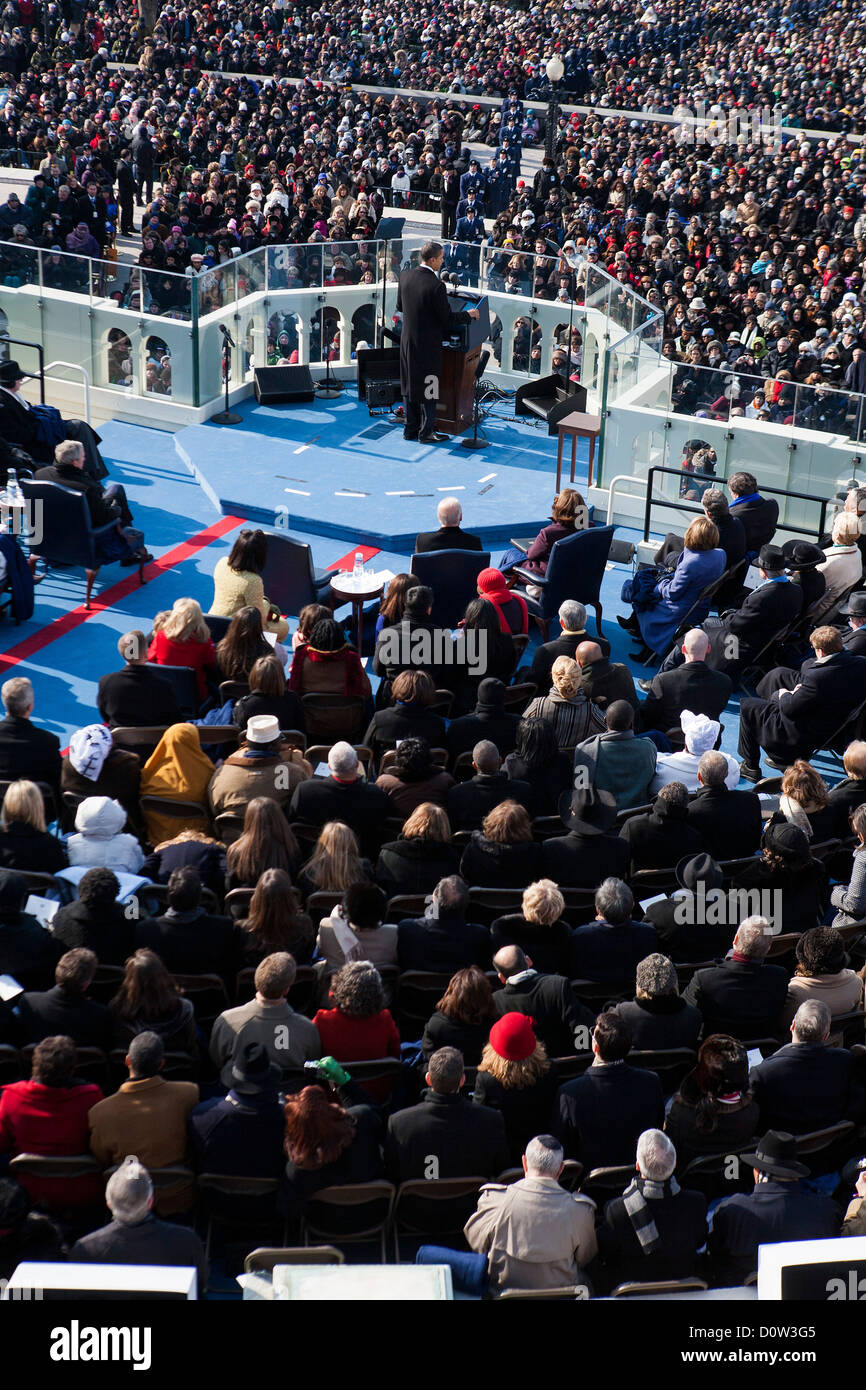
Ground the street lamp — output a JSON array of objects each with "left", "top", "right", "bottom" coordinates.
[{"left": 545, "top": 54, "right": 565, "bottom": 160}]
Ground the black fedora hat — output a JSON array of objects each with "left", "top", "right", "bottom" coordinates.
[
  {"left": 558, "top": 785, "right": 617, "bottom": 835},
  {"left": 0, "top": 359, "right": 24, "bottom": 387},
  {"left": 839, "top": 590, "right": 866, "bottom": 618},
  {"left": 780, "top": 538, "right": 825, "bottom": 571},
  {"left": 675, "top": 851, "right": 723, "bottom": 891},
  {"left": 230, "top": 1040, "right": 282, "bottom": 1095},
  {"left": 740, "top": 1130, "right": 810, "bottom": 1179},
  {"left": 758, "top": 543, "right": 786, "bottom": 573}
]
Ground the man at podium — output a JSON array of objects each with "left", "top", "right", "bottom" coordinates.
[{"left": 396, "top": 241, "right": 480, "bottom": 443}]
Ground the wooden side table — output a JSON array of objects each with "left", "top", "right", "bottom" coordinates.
[
  {"left": 555, "top": 411, "right": 602, "bottom": 491},
  {"left": 329, "top": 573, "right": 385, "bottom": 653}
]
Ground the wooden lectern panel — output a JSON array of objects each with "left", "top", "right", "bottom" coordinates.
[{"left": 436, "top": 345, "right": 482, "bottom": 434}]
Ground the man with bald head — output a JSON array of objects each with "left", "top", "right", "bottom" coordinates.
[
  {"left": 576, "top": 640, "right": 638, "bottom": 713},
  {"left": 445, "top": 739, "right": 532, "bottom": 829},
  {"left": 415, "top": 496, "right": 484, "bottom": 553},
  {"left": 638, "top": 627, "right": 733, "bottom": 742},
  {"left": 96, "top": 630, "right": 183, "bottom": 729},
  {"left": 492, "top": 945, "right": 594, "bottom": 1056}
]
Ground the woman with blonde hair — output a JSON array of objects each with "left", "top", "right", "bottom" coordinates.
[
  {"left": 523, "top": 656, "right": 606, "bottom": 750},
  {"left": 139, "top": 724, "right": 216, "bottom": 845},
  {"left": 810, "top": 512, "right": 863, "bottom": 623},
  {"left": 148, "top": 597, "right": 216, "bottom": 703},
  {"left": 459, "top": 799, "right": 541, "bottom": 888},
  {"left": 375, "top": 801, "right": 459, "bottom": 896},
  {"left": 473, "top": 1012, "right": 558, "bottom": 1163},
  {"left": 489, "top": 879, "right": 571, "bottom": 975},
  {"left": 0, "top": 779, "right": 67, "bottom": 872},
  {"left": 297, "top": 820, "right": 373, "bottom": 899}
]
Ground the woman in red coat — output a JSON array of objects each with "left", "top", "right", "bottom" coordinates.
[
  {"left": 148, "top": 597, "right": 217, "bottom": 703},
  {"left": 0, "top": 1035, "right": 103, "bottom": 1209},
  {"left": 313, "top": 961, "right": 400, "bottom": 1104}
]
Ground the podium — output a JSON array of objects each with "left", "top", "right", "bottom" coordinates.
[{"left": 436, "top": 344, "right": 482, "bottom": 434}]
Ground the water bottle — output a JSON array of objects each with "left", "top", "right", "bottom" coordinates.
[{"left": 353, "top": 551, "right": 363, "bottom": 581}]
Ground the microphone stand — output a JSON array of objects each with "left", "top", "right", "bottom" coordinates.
[
  {"left": 212, "top": 330, "right": 242, "bottom": 425},
  {"left": 316, "top": 295, "right": 342, "bottom": 399}
]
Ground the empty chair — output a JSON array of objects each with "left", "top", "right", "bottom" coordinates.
[
  {"left": 410, "top": 549, "right": 492, "bottom": 629},
  {"left": 259, "top": 532, "right": 333, "bottom": 617}
]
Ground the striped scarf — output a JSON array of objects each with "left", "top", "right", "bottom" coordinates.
[{"left": 621, "top": 1175, "right": 680, "bottom": 1254}]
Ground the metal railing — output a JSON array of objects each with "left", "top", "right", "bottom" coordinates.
[
  {"left": 642, "top": 466, "right": 832, "bottom": 544},
  {"left": 0, "top": 334, "right": 45, "bottom": 401}
]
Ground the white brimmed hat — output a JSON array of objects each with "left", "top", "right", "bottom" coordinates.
[{"left": 245, "top": 715, "right": 281, "bottom": 744}]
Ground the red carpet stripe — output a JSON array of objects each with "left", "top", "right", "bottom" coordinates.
[
  {"left": 327, "top": 543, "right": 381, "bottom": 571},
  {"left": 0, "top": 514, "right": 245, "bottom": 674}
]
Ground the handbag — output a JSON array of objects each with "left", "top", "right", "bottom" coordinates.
[{"left": 620, "top": 565, "right": 660, "bottom": 612}]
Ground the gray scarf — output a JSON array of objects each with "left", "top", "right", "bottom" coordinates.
[{"left": 621, "top": 1174, "right": 680, "bottom": 1254}]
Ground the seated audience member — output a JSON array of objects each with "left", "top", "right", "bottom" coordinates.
[
  {"left": 288, "top": 743, "right": 389, "bottom": 856},
  {"left": 708, "top": 1130, "right": 840, "bottom": 1285},
  {"left": 282, "top": 1078, "right": 383, "bottom": 1211},
  {"left": 664, "top": 1034, "right": 760, "bottom": 1171},
  {"left": 727, "top": 470, "right": 779, "bottom": 554},
  {"left": 70, "top": 1156, "right": 208, "bottom": 1293},
  {"left": 97, "top": 631, "right": 182, "bottom": 729},
  {"left": 644, "top": 853, "right": 740, "bottom": 962},
  {"left": 67, "top": 796, "right": 145, "bottom": 875},
  {"left": 210, "top": 715, "right": 312, "bottom": 819},
  {"left": 522, "top": 656, "right": 606, "bottom": 751},
  {"left": 190, "top": 1041, "right": 285, "bottom": 1178},
  {"left": 651, "top": 712, "right": 739, "bottom": 795},
  {"left": 61, "top": 723, "right": 142, "bottom": 833},
  {"left": 490, "top": 879, "right": 572, "bottom": 977},
  {"left": 774, "top": 759, "right": 838, "bottom": 842},
  {"left": 446, "top": 678, "right": 521, "bottom": 762},
  {"left": 15, "top": 949, "right": 112, "bottom": 1050},
  {"left": 0, "top": 1035, "right": 103, "bottom": 1210},
  {"left": 136, "top": 866, "right": 236, "bottom": 978},
  {"left": 0, "top": 676, "right": 61, "bottom": 796},
  {"left": 473, "top": 1013, "right": 559, "bottom": 1164},
  {"left": 232, "top": 655, "right": 305, "bottom": 736},
  {"left": 832, "top": 802, "right": 866, "bottom": 926},
  {"left": 210, "top": 952, "right": 321, "bottom": 1089},
  {"left": 612, "top": 953, "right": 702, "bottom": 1051},
  {"left": 733, "top": 822, "right": 826, "bottom": 936},
  {"left": 750, "top": 1000, "right": 864, "bottom": 1134},
  {"left": 619, "top": 781, "right": 703, "bottom": 875},
  {"left": 313, "top": 961, "right": 400, "bottom": 1101},
  {"left": 33, "top": 438, "right": 150, "bottom": 566},
  {"left": 0, "top": 1180, "right": 65, "bottom": 1280},
  {"left": 109, "top": 949, "right": 198, "bottom": 1056},
  {"left": 445, "top": 740, "right": 532, "bottom": 831},
  {"left": 781, "top": 926, "right": 863, "bottom": 1029},
  {"left": 210, "top": 528, "right": 289, "bottom": 642},
  {"left": 503, "top": 487, "right": 587, "bottom": 577},
  {"left": 0, "top": 778, "right": 66, "bottom": 873},
  {"left": 373, "top": 585, "right": 441, "bottom": 696},
  {"left": 597, "top": 1129, "right": 708, "bottom": 1289},
  {"left": 415, "top": 495, "right": 483, "bottom": 553},
  {"left": 215, "top": 605, "right": 279, "bottom": 685},
  {"left": 684, "top": 751, "right": 763, "bottom": 860},
  {"left": 783, "top": 539, "right": 827, "bottom": 618},
  {"left": 225, "top": 796, "right": 301, "bottom": 891},
  {"left": 372, "top": 579, "right": 410, "bottom": 643},
  {"left": 476, "top": 567, "right": 529, "bottom": 638},
  {"left": 385, "top": 1045, "right": 510, "bottom": 1183},
  {"left": 459, "top": 799, "right": 541, "bottom": 889},
  {"left": 839, "top": 591, "right": 866, "bottom": 657},
  {"left": 809, "top": 512, "right": 863, "bottom": 624},
  {"left": 502, "top": 717, "right": 573, "bottom": 816},
  {"left": 364, "top": 671, "right": 447, "bottom": 760},
  {"left": 573, "top": 700, "right": 657, "bottom": 812},
  {"left": 554, "top": 1013, "right": 665, "bottom": 1169},
  {"left": 449, "top": 598, "right": 520, "bottom": 713},
  {"left": 397, "top": 875, "right": 491, "bottom": 973},
  {"left": 0, "top": 869, "right": 62, "bottom": 990},
  {"left": 701, "top": 485, "right": 746, "bottom": 583},
  {"left": 297, "top": 821, "right": 373, "bottom": 901},
  {"left": 703, "top": 544, "right": 803, "bottom": 680},
  {"left": 148, "top": 597, "right": 216, "bottom": 704},
  {"left": 422, "top": 966, "right": 496, "bottom": 1063},
  {"left": 88, "top": 1033, "right": 198, "bottom": 1215},
  {"left": 50, "top": 867, "right": 135, "bottom": 966},
  {"left": 492, "top": 945, "right": 593, "bottom": 1057},
  {"left": 576, "top": 641, "right": 638, "bottom": 714},
  {"left": 639, "top": 628, "right": 732, "bottom": 739},
  {"left": 738, "top": 628, "right": 866, "bottom": 782},
  {"left": 0, "top": 360, "right": 109, "bottom": 480},
  {"left": 541, "top": 786, "right": 629, "bottom": 886},
  {"left": 143, "top": 829, "right": 226, "bottom": 900},
  {"left": 683, "top": 917, "right": 789, "bottom": 1040},
  {"left": 375, "top": 736, "right": 454, "bottom": 817},
  {"left": 417, "top": 1134, "right": 597, "bottom": 1297},
  {"left": 842, "top": 1163, "right": 866, "bottom": 1238},
  {"left": 139, "top": 723, "right": 215, "bottom": 844},
  {"left": 237, "top": 869, "right": 315, "bottom": 968},
  {"left": 288, "top": 616, "right": 371, "bottom": 708},
  {"left": 619, "top": 517, "right": 725, "bottom": 662},
  {"left": 570, "top": 878, "right": 659, "bottom": 985},
  {"left": 828, "top": 740, "right": 866, "bottom": 836},
  {"left": 376, "top": 803, "right": 459, "bottom": 897},
  {"left": 528, "top": 600, "right": 610, "bottom": 693}
]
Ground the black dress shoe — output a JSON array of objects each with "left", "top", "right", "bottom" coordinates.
[
  {"left": 637, "top": 678, "right": 653, "bottom": 693},
  {"left": 630, "top": 644, "right": 655, "bottom": 664},
  {"left": 617, "top": 613, "right": 640, "bottom": 634},
  {"left": 403, "top": 431, "right": 419, "bottom": 441},
  {"left": 121, "top": 549, "right": 153, "bottom": 566},
  {"left": 418, "top": 431, "right": 449, "bottom": 443},
  {"left": 739, "top": 763, "right": 762, "bottom": 783}
]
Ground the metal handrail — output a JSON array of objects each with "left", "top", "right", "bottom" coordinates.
[
  {"left": 44, "top": 361, "right": 91, "bottom": 425},
  {"left": 0, "top": 335, "right": 45, "bottom": 402},
  {"left": 642, "top": 465, "right": 831, "bottom": 543}
]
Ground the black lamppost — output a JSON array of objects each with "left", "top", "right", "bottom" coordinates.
[{"left": 544, "top": 54, "right": 565, "bottom": 160}]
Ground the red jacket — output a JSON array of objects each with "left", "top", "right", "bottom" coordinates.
[
  {"left": 312, "top": 1007, "right": 400, "bottom": 1102},
  {"left": 0, "top": 1080, "right": 103, "bottom": 1207},
  {"left": 148, "top": 630, "right": 216, "bottom": 702}
]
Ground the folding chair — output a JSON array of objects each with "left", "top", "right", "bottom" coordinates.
[{"left": 300, "top": 1180, "right": 396, "bottom": 1263}]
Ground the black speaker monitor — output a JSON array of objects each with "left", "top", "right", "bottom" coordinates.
[{"left": 253, "top": 365, "right": 315, "bottom": 405}]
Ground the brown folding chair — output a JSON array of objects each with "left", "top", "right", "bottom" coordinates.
[
  {"left": 611, "top": 1277, "right": 708, "bottom": 1298},
  {"left": 392, "top": 1177, "right": 484, "bottom": 1261},
  {"left": 300, "top": 1180, "right": 396, "bottom": 1263},
  {"left": 243, "top": 1246, "right": 344, "bottom": 1273}
]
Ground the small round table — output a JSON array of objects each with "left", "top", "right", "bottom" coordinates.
[{"left": 329, "top": 572, "right": 385, "bottom": 653}]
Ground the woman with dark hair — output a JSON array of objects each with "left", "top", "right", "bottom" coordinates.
[
  {"left": 109, "top": 948, "right": 198, "bottom": 1055},
  {"left": 315, "top": 881, "right": 397, "bottom": 979},
  {"left": 665, "top": 1035, "right": 759, "bottom": 1171},
  {"left": 421, "top": 965, "right": 496, "bottom": 1062},
  {"left": 216, "top": 605, "right": 274, "bottom": 684},
  {"left": 363, "top": 670, "right": 447, "bottom": 759},
  {"left": 375, "top": 802, "right": 459, "bottom": 897},
  {"left": 375, "top": 736, "right": 454, "bottom": 817},
  {"left": 782, "top": 926, "right": 863, "bottom": 1028},
  {"left": 226, "top": 796, "right": 302, "bottom": 891},
  {"left": 499, "top": 488, "right": 589, "bottom": 576},
  {"left": 291, "top": 603, "right": 334, "bottom": 654},
  {"left": 51, "top": 867, "right": 136, "bottom": 966},
  {"left": 313, "top": 961, "right": 400, "bottom": 1101},
  {"left": 0, "top": 1035, "right": 103, "bottom": 1210},
  {"left": 232, "top": 655, "right": 306, "bottom": 734},
  {"left": 287, "top": 617, "right": 371, "bottom": 725},
  {"left": 502, "top": 716, "right": 573, "bottom": 815},
  {"left": 450, "top": 597, "right": 520, "bottom": 714},
  {"left": 210, "top": 527, "right": 289, "bottom": 641},
  {"left": 237, "top": 868, "right": 315, "bottom": 967},
  {"left": 459, "top": 800, "right": 541, "bottom": 888},
  {"left": 282, "top": 1080, "right": 383, "bottom": 1213},
  {"left": 733, "top": 821, "right": 826, "bottom": 935},
  {"left": 473, "top": 1012, "right": 559, "bottom": 1164},
  {"left": 375, "top": 572, "right": 413, "bottom": 637}
]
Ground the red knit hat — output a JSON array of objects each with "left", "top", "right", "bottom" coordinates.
[{"left": 489, "top": 1012, "right": 537, "bottom": 1061}]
